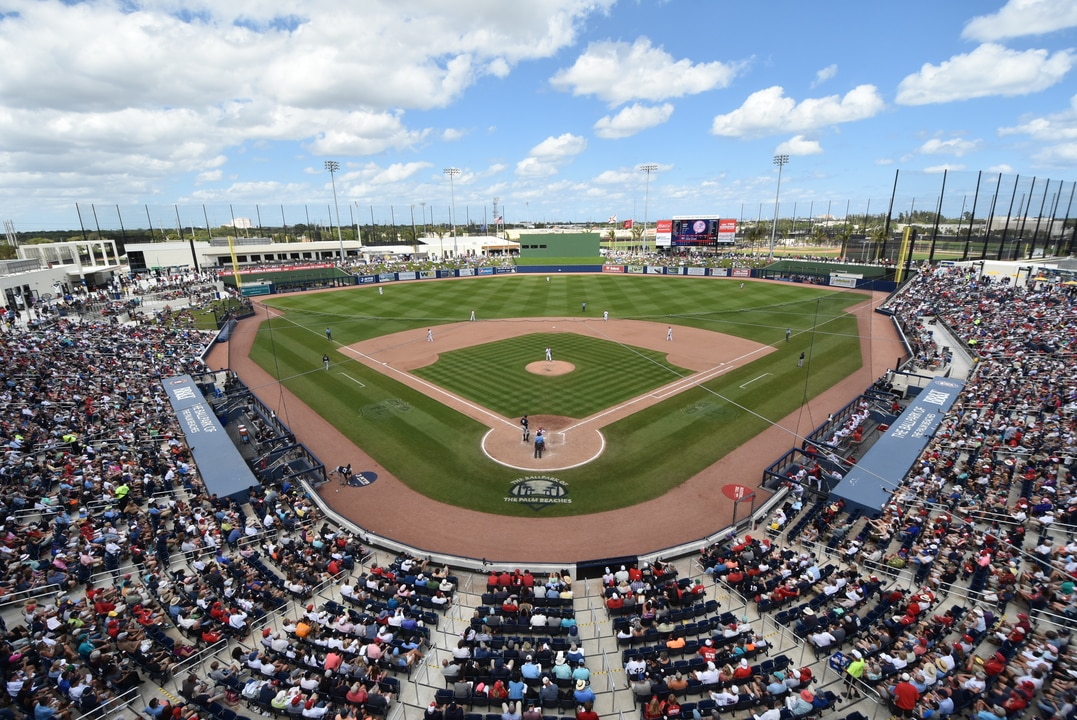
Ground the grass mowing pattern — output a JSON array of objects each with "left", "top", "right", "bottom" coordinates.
[
  {"left": 413, "top": 333, "right": 691, "bottom": 418},
  {"left": 252, "top": 275, "right": 864, "bottom": 515}
]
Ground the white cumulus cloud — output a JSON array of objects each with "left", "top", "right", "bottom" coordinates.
[
  {"left": 924, "top": 164, "right": 965, "bottom": 173},
  {"left": 550, "top": 37, "right": 745, "bottom": 107},
  {"left": 999, "top": 94, "right": 1077, "bottom": 140},
  {"left": 919, "top": 137, "right": 980, "bottom": 156},
  {"left": 963, "top": 0, "right": 1077, "bottom": 41},
  {"left": 776, "top": 135, "right": 823, "bottom": 156},
  {"left": 516, "top": 133, "right": 587, "bottom": 177},
  {"left": 594, "top": 103, "right": 674, "bottom": 139},
  {"left": 710, "top": 85, "right": 884, "bottom": 138},
  {"left": 0, "top": 0, "right": 615, "bottom": 204},
  {"left": 812, "top": 64, "right": 838, "bottom": 88},
  {"left": 1034, "top": 143, "right": 1077, "bottom": 163},
  {"left": 896, "top": 43, "right": 1074, "bottom": 105}
]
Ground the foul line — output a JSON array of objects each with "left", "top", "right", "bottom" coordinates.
[
  {"left": 339, "top": 373, "right": 366, "bottom": 388},
  {"left": 739, "top": 373, "right": 772, "bottom": 389},
  {"left": 338, "top": 345, "right": 517, "bottom": 431},
  {"left": 561, "top": 344, "right": 773, "bottom": 434}
]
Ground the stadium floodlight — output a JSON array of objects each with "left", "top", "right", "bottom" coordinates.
[
  {"left": 769, "top": 155, "right": 790, "bottom": 260},
  {"left": 639, "top": 164, "right": 659, "bottom": 253},
  {"left": 324, "top": 160, "right": 345, "bottom": 263},
  {"left": 443, "top": 167, "right": 461, "bottom": 257}
]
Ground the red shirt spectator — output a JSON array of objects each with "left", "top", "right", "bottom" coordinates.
[{"left": 892, "top": 677, "right": 920, "bottom": 712}]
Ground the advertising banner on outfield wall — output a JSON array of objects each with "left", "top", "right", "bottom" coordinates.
[
  {"left": 357, "top": 275, "right": 377, "bottom": 284},
  {"left": 420, "top": 271, "right": 437, "bottom": 279},
  {"left": 626, "top": 266, "right": 644, "bottom": 274},
  {"left": 378, "top": 273, "right": 395, "bottom": 282},
  {"left": 828, "top": 273, "right": 861, "bottom": 288},
  {"left": 731, "top": 268, "right": 751, "bottom": 278},
  {"left": 437, "top": 270, "right": 455, "bottom": 278},
  {"left": 495, "top": 267, "right": 517, "bottom": 274},
  {"left": 478, "top": 267, "right": 495, "bottom": 275},
  {"left": 646, "top": 266, "right": 665, "bottom": 274},
  {"left": 710, "top": 268, "right": 730, "bottom": 277},
  {"left": 686, "top": 267, "right": 706, "bottom": 276},
  {"left": 602, "top": 265, "right": 625, "bottom": 273},
  {"left": 459, "top": 268, "right": 475, "bottom": 277},
  {"left": 397, "top": 271, "right": 417, "bottom": 281}
]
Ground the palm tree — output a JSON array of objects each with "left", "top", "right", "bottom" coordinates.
[
  {"left": 869, "top": 225, "right": 889, "bottom": 262},
  {"left": 743, "top": 224, "right": 768, "bottom": 255},
  {"left": 835, "top": 228, "right": 852, "bottom": 260}
]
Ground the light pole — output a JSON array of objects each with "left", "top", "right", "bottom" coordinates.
[
  {"left": 639, "top": 163, "right": 658, "bottom": 253},
  {"left": 769, "top": 154, "right": 789, "bottom": 260},
  {"left": 324, "top": 160, "right": 345, "bottom": 263},
  {"left": 493, "top": 196, "right": 500, "bottom": 239},
  {"left": 409, "top": 204, "right": 418, "bottom": 256},
  {"left": 443, "top": 167, "right": 460, "bottom": 257}
]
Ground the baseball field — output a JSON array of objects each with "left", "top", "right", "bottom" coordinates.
[{"left": 247, "top": 274, "right": 863, "bottom": 517}]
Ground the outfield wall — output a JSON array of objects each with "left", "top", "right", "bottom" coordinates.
[{"left": 249, "top": 262, "right": 896, "bottom": 294}]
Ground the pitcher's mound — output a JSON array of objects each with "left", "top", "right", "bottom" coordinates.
[{"left": 526, "top": 360, "right": 575, "bottom": 376}]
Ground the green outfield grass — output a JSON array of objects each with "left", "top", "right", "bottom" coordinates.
[
  {"left": 252, "top": 274, "right": 864, "bottom": 516},
  {"left": 414, "top": 333, "right": 691, "bottom": 418}
]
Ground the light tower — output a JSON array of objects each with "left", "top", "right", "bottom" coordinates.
[
  {"left": 443, "top": 167, "right": 460, "bottom": 257},
  {"left": 769, "top": 154, "right": 790, "bottom": 260},
  {"left": 324, "top": 160, "right": 345, "bottom": 262},
  {"left": 639, "top": 163, "right": 658, "bottom": 253}
]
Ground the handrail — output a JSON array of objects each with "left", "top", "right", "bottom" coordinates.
[{"left": 0, "top": 582, "right": 62, "bottom": 610}]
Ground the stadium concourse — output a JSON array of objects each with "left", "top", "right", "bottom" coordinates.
[{"left": 0, "top": 261, "right": 1072, "bottom": 720}]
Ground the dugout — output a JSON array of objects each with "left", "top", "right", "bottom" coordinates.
[
  {"left": 829, "top": 376, "right": 964, "bottom": 514},
  {"left": 162, "top": 374, "right": 258, "bottom": 504},
  {"left": 518, "top": 232, "right": 600, "bottom": 259}
]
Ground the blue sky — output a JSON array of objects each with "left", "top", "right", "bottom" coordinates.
[{"left": 1, "top": 0, "right": 1075, "bottom": 232}]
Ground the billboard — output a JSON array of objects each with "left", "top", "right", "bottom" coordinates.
[
  {"left": 670, "top": 216, "right": 735, "bottom": 246},
  {"left": 655, "top": 219, "right": 673, "bottom": 247},
  {"left": 718, "top": 219, "right": 737, "bottom": 243}
]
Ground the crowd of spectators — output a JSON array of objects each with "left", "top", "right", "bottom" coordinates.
[
  {"left": 0, "top": 258, "right": 1074, "bottom": 720},
  {"left": 609, "top": 263, "right": 1076, "bottom": 720},
  {"left": 0, "top": 301, "right": 377, "bottom": 720}
]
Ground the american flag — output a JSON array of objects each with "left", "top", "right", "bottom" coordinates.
[{"left": 493, "top": 216, "right": 502, "bottom": 224}]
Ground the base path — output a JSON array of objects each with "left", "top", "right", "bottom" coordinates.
[
  {"left": 206, "top": 290, "right": 902, "bottom": 563},
  {"left": 342, "top": 317, "right": 771, "bottom": 472}
]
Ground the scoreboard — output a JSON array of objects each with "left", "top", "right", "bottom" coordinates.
[{"left": 663, "top": 217, "right": 737, "bottom": 247}]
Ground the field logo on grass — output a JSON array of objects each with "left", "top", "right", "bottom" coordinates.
[
  {"left": 360, "top": 399, "right": 413, "bottom": 421},
  {"left": 506, "top": 476, "right": 571, "bottom": 511},
  {"left": 683, "top": 400, "right": 738, "bottom": 421}
]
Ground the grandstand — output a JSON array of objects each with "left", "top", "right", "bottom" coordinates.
[{"left": 0, "top": 258, "right": 1073, "bottom": 720}]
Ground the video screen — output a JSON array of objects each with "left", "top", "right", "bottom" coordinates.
[{"left": 672, "top": 218, "right": 720, "bottom": 246}]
